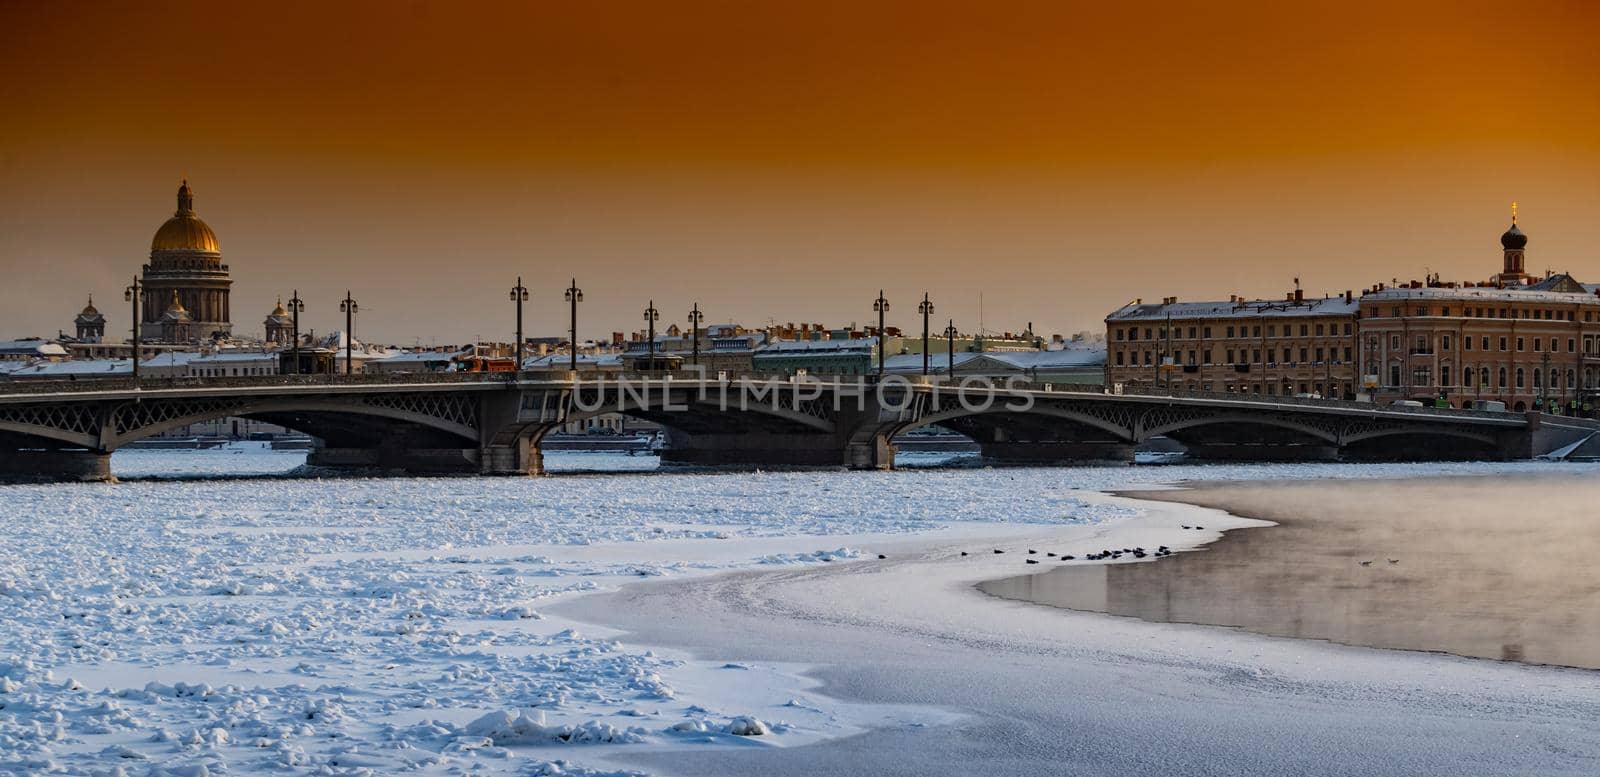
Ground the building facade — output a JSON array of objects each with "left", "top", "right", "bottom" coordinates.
[
  {"left": 141, "top": 181, "right": 232, "bottom": 341},
  {"left": 1359, "top": 217, "right": 1600, "bottom": 412},
  {"left": 1105, "top": 290, "right": 1360, "bottom": 398}
]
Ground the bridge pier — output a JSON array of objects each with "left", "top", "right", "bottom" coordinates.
[
  {"left": 0, "top": 449, "right": 113, "bottom": 482},
  {"left": 977, "top": 441, "right": 1135, "bottom": 465}
]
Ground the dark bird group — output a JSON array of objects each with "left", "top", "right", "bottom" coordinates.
[{"left": 975, "top": 545, "right": 1174, "bottom": 563}]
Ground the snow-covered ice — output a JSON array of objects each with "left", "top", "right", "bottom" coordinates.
[{"left": 2, "top": 450, "right": 1596, "bottom": 775}]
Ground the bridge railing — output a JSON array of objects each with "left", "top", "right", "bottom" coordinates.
[{"left": 0, "top": 368, "right": 1562, "bottom": 422}]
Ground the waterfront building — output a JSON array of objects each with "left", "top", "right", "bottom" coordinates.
[
  {"left": 1359, "top": 215, "right": 1600, "bottom": 412},
  {"left": 752, "top": 338, "right": 878, "bottom": 376},
  {"left": 1104, "top": 288, "right": 1360, "bottom": 398},
  {"left": 141, "top": 181, "right": 232, "bottom": 342}
]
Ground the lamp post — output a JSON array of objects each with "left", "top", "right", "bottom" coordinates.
[
  {"left": 124, "top": 277, "right": 143, "bottom": 384},
  {"left": 564, "top": 279, "right": 583, "bottom": 371},
  {"left": 509, "top": 277, "right": 529, "bottom": 372},
  {"left": 287, "top": 291, "right": 305, "bottom": 375},
  {"left": 873, "top": 291, "right": 889, "bottom": 377},
  {"left": 339, "top": 291, "right": 358, "bottom": 376},
  {"left": 918, "top": 293, "right": 934, "bottom": 376},
  {"left": 944, "top": 319, "right": 958, "bottom": 376},
  {"left": 643, "top": 300, "right": 659, "bottom": 371},
  {"left": 687, "top": 303, "right": 704, "bottom": 367}
]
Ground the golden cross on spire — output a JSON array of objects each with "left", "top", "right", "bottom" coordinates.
[{"left": 1512, "top": 201, "right": 1519, "bottom": 225}]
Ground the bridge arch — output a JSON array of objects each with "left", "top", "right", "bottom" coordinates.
[
  {"left": 101, "top": 394, "right": 481, "bottom": 450},
  {"left": 1137, "top": 412, "right": 1340, "bottom": 445}
]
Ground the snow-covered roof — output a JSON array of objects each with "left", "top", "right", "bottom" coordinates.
[
  {"left": 1361, "top": 286, "right": 1600, "bottom": 305},
  {"left": 883, "top": 349, "right": 1104, "bottom": 373},
  {"left": 2, "top": 358, "right": 133, "bottom": 377},
  {"left": 523, "top": 353, "right": 623, "bottom": 369},
  {"left": 1106, "top": 296, "right": 1358, "bottom": 322},
  {"left": 757, "top": 338, "right": 875, "bottom": 354},
  {"left": 0, "top": 339, "right": 69, "bottom": 357}
]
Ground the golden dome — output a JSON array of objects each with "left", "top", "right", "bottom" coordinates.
[
  {"left": 151, "top": 180, "right": 220, "bottom": 252},
  {"left": 80, "top": 295, "right": 100, "bottom": 316},
  {"left": 270, "top": 298, "right": 288, "bottom": 316}
]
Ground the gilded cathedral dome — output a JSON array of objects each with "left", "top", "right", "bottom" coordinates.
[{"left": 150, "top": 180, "right": 220, "bottom": 253}]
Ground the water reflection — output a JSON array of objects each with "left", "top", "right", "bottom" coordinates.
[{"left": 981, "top": 475, "right": 1600, "bottom": 670}]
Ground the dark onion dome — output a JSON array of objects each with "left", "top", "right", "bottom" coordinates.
[{"left": 1501, "top": 223, "right": 1527, "bottom": 250}]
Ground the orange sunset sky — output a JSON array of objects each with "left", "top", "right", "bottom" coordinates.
[{"left": 2, "top": 0, "right": 1597, "bottom": 344}]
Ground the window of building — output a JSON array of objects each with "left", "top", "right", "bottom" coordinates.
[
  {"left": 1442, "top": 307, "right": 1451, "bottom": 316},
  {"left": 1252, "top": 325, "right": 1261, "bottom": 337},
  {"left": 1534, "top": 369, "right": 1542, "bottom": 389},
  {"left": 1498, "top": 367, "right": 1507, "bottom": 389},
  {"left": 1416, "top": 306, "right": 1427, "bottom": 316},
  {"left": 1414, "top": 336, "right": 1428, "bottom": 354},
  {"left": 1343, "top": 347, "right": 1351, "bottom": 361},
  {"left": 1389, "top": 364, "right": 1401, "bottom": 387},
  {"left": 1116, "top": 351, "right": 1125, "bottom": 366},
  {"left": 1225, "top": 325, "right": 1235, "bottom": 338},
  {"left": 1299, "top": 348, "right": 1308, "bottom": 362},
  {"left": 1252, "top": 349, "right": 1261, "bottom": 363},
  {"left": 1188, "top": 327, "right": 1197, "bottom": 339},
  {"left": 1203, "top": 349, "right": 1212, "bottom": 364},
  {"left": 1464, "top": 337, "right": 1472, "bottom": 351},
  {"left": 1390, "top": 334, "right": 1401, "bottom": 349},
  {"left": 1299, "top": 324, "right": 1308, "bottom": 337},
  {"left": 1203, "top": 327, "right": 1211, "bottom": 339},
  {"left": 1314, "top": 347, "right": 1325, "bottom": 362},
  {"left": 1569, "top": 338, "right": 1577, "bottom": 353},
  {"left": 1482, "top": 336, "right": 1490, "bottom": 350},
  {"left": 1315, "top": 324, "right": 1324, "bottom": 336},
  {"left": 1391, "top": 306, "right": 1401, "bottom": 317},
  {"left": 1517, "top": 337, "right": 1525, "bottom": 352},
  {"left": 1412, "top": 366, "right": 1431, "bottom": 387},
  {"left": 1115, "top": 329, "right": 1124, "bottom": 341},
  {"left": 1534, "top": 338, "right": 1542, "bottom": 352},
  {"left": 1463, "top": 367, "right": 1473, "bottom": 388},
  {"left": 1226, "top": 349, "right": 1235, "bottom": 363},
  {"left": 1499, "top": 336, "right": 1508, "bottom": 351},
  {"left": 1516, "top": 368, "right": 1525, "bottom": 389},
  {"left": 1343, "top": 323, "right": 1352, "bottom": 335},
  {"left": 1267, "top": 325, "right": 1276, "bottom": 337},
  {"left": 1442, "top": 335, "right": 1452, "bottom": 351}
]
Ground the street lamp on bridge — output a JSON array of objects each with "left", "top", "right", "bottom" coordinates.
[
  {"left": 564, "top": 279, "right": 583, "bottom": 372},
  {"left": 687, "top": 302, "right": 704, "bottom": 367},
  {"left": 123, "top": 277, "right": 143, "bottom": 384},
  {"left": 918, "top": 293, "right": 934, "bottom": 377},
  {"left": 643, "top": 300, "right": 660, "bottom": 370},
  {"left": 287, "top": 291, "right": 305, "bottom": 375},
  {"left": 944, "top": 319, "right": 958, "bottom": 376},
  {"left": 873, "top": 291, "right": 890, "bottom": 377},
  {"left": 509, "top": 276, "right": 529, "bottom": 372},
  {"left": 339, "top": 291, "right": 358, "bottom": 376}
]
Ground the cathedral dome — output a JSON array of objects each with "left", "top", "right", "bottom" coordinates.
[{"left": 151, "top": 181, "right": 220, "bottom": 252}]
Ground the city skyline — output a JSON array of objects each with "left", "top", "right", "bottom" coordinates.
[{"left": 3, "top": 1, "right": 1598, "bottom": 343}]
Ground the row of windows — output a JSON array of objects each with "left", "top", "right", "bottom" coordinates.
[
  {"left": 1387, "top": 365, "right": 1583, "bottom": 391},
  {"left": 1369, "top": 304, "right": 1590, "bottom": 322},
  {"left": 1383, "top": 335, "right": 1584, "bottom": 354},
  {"left": 1114, "top": 322, "right": 1354, "bottom": 341},
  {"left": 1114, "top": 346, "right": 1354, "bottom": 366},
  {"left": 1122, "top": 379, "right": 1348, "bottom": 398},
  {"left": 189, "top": 366, "right": 275, "bottom": 377}
]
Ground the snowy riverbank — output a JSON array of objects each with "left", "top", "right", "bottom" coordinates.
[{"left": 3, "top": 457, "right": 1598, "bottom": 775}]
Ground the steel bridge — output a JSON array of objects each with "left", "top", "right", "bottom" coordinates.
[{"left": 1, "top": 373, "right": 1593, "bottom": 480}]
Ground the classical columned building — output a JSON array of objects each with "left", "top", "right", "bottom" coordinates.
[{"left": 141, "top": 181, "right": 232, "bottom": 341}]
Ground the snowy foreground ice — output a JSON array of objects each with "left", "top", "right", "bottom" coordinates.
[{"left": 1, "top": 448, "right": 1596, "bottom": 775}]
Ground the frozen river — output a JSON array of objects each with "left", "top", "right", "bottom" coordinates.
[{"left": 2, "top": 449, "right": 1598, "bottom": 775}]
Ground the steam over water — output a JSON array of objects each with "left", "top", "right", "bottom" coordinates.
[{"left": 983, "top": 474, "right": 1600, "bottom": 670}]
